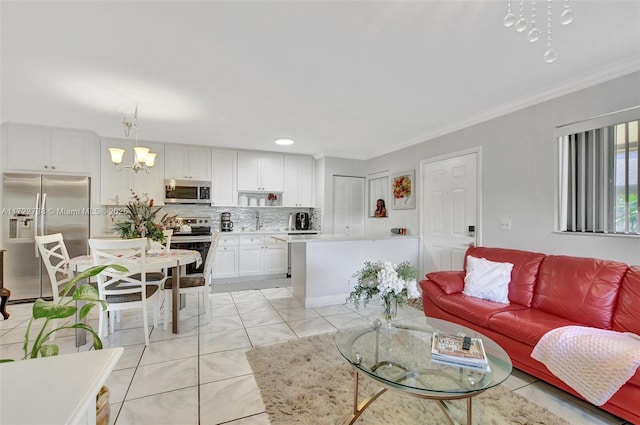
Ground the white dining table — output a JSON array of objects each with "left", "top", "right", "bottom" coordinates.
[{"left": 70, "top": 249, "right": 202, "bottom": 334}]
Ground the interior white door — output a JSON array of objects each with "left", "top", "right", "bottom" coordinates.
[
  {"left": 422, "top": 152, "right": 478, "bottom": 273},
  {"left": 332, "top": 176, "right": 365, "bottom": 237}
]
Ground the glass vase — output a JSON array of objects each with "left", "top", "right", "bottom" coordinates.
[{"left": 382, "top": 296, "right": 397, "bottom": 323}]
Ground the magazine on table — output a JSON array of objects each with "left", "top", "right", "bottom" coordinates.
[{"left": 431, "top": 333, "right": 490, "bottom": 371}]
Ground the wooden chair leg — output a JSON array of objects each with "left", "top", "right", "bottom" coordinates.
[{"left": 0, "top": 288, "right": 10, "bottom": 320}]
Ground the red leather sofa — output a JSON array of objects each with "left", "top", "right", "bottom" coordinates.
[{"left": 420, "top": 246, "right": 640, "bottom": 424}]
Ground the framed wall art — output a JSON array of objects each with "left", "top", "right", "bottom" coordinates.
[
  {"left": 368, "top": 175, "right": 389, "bottom": 217},
  {"left": 391, "top": 170, "right": 415, "bottom": 210}
]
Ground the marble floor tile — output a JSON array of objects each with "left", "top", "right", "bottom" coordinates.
[
  {"left": 231, "top": 289, "right": 267, "bottom": 304},
  {"left": 288, "top": 316, "right": 337, "bottom": 338},
  {"left": 313, "top": 303, "right": 359, "bottom": 317},
  {"left": 235, "top": 299, "right": 276, "bottom": 315},
  {"left": 100, "top": 326, "right": 154, "bottom": 348},
  {"left": 106, "top": 367, "right": 137, "bottom": 403},
  {"left": 275, "top": 306, "right": 320, "bottom": 321},
  {"left": 210, "top": 292, "right": 235, "bottom": 306},
  {"left": 199, "top": 347, "right": 253, "bottom": 384},
  {"left": 139, "top": 335, "right": 199, "bottom": 366},
  {"left": 240, "top": 308, "right": 284, "bottom": 327},
  {"left": 267, "top": 296, "right": 304, "bottom": 310},
  {"left": 197, "top": 314, "right": 245, "bottom": 335},
  {"left": 127, "top": 356, "right": 198, "bottom": 400},
  {"left": 199, "top": 375, "right": 265, "bottom": 425},
  {"left": 116, "top": 386, "right": 199, "bottom": 425},
  {"left": 260, "top": 287, "right": 293, "bottom": 299},
  {"left": 321, "top": 311, "right": 362, "bottom": 329},
  {"left": 245, "top": 322, "right": 297, "bottom": 346},
  {"left": 199, "top": 328, "right": 252, "bottom": 354},
  {"left": 112, "top": 344, "right": 145, "bottom": 370},
  {"left": 514, "top": 381, "right": 625, "bottom": 425},
  {"left": 208, "top": 302, "right": 240, "bottom": 318}
]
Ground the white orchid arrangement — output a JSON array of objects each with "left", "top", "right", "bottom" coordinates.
[{"left": 347, "top": 260, "right": 419, "bottom": 316}]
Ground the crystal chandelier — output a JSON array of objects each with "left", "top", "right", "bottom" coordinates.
[
  {"left": 504, "top": 0, "right": 574, "bottom": 63},
  {"left": 109, "top": 106, "right": 156, "bottom": 173}
]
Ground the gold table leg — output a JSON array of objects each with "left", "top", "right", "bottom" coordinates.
[{"left": 345, "top": 367, "right": 476, "bottom": 425}]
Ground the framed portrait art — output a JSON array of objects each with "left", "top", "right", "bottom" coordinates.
[
  {"left": 391, "top": 170, "right": 416, "bottom": 210},
  {"left": 368, "top": 175, "right": 389, "bottom": 218}
]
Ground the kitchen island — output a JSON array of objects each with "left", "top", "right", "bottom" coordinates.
[{"left": 288, "top": 234, "right": 420, "bottom": 308}]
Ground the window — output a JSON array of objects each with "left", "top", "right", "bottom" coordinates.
[{"left": 558, "top": 107, "right": 639, "bottom": 236}]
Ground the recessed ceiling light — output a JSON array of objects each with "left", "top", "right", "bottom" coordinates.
[{"left": 275, "top": 138, "right": 294, "bottom": 146}]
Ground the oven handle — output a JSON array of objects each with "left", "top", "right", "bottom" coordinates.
[{"left": 170, "top": 237, "right": 212, "bottom": 243}]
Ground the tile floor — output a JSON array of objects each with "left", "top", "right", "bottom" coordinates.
[{"left": 0, "top": 281, "right": 630, "bottom": 425}]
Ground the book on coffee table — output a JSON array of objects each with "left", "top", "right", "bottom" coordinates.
[{"left": 431, "top": 333, "right": 490, "bottom": 371}]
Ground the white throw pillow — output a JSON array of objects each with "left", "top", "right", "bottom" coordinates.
[{"left": 463, "top": 256, "right": 513, "bottom": 304}]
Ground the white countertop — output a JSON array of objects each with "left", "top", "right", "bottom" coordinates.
[{"left": 288, "top": 233, "right": 419, "bottom": 243}]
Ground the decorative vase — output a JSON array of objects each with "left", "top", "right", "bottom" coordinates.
[{"left": 382, "top": 296, "right": 397, "bottom": 322}]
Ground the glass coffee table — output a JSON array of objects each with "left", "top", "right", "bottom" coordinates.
[{"left": 335, "top": 316, "right": 512, "bottom": 425}]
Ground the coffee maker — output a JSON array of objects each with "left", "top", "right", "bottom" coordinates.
[{"left": 220, "top": 212, "right": 234, "bottom": 232}]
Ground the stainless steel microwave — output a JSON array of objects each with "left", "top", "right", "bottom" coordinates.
[{"left": 164, "top": 180, "right": 211, "bottom": 204}]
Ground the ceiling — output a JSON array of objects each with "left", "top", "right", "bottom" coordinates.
[{"left": 2, "top": 1, "right": 639, "bottom": 160}]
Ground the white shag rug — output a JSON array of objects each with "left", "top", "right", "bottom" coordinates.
[{"left": 246, "top": 333, "right": 571, "bottom": 425}]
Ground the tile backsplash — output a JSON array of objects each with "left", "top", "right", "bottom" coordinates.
[{"left": 104, "top": 205, "right": 320, "bottom": 234}]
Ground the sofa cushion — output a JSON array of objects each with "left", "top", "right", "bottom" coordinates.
[
  {"left": 532, "top": 255, "right": 628, "bottom": 329},
  {"left": 463, "top": 256, "right": 512, "bottom": 303},
  {"left": 423, "top": 282, "right": 526, "bottom": 328},
  {"left": 488, "top": 308, "right": 585, "bottom": 347},
  {"left": 612, "top": 267, "right": 640, "bottom": 335},
  {"left": 465, "top": 247, "right": 545, "bottom": 307},
  {"left": 423, "top": 271, "right": 465, "bottom": 294}
]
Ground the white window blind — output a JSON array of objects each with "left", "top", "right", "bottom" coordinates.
[{"left": 558, "top": 107, "right": 639, "bottom": 235}]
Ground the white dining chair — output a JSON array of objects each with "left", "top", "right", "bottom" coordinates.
[
  {"left": 163, "top": 232, "right": 219, "bottom": 330},
  {"left": 88, "top": 238, "right": 160, "bottom": 346},
  {"left": 34, "top": 233, "right": 74, "bottom": 341}
]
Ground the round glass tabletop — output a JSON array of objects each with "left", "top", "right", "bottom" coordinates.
[{"left": 335, "top": 316, "right": 513, "bottom": 397}]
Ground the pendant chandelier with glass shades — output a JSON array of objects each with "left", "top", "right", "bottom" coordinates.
[{"left": 108, "top": 106, "right": 156, "bottom": 173}]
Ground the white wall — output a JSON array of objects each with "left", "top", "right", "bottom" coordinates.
[{"left": 360, "top": 71, "right": 640, "bottom": 265}]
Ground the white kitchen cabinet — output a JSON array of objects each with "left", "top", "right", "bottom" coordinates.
[
  {"left": 211, "top": 148, "right": 236, "bottom": 206},
  {"left": 165, "top": 144, "right": 212, "bottom": 181},
  {"left": 100, "top": 138, "right": 165, "bottom": 205},
  {"left": 213, "top": 234, "right": 239, "bottom": 279},
  {"left": 283, "top": 154, "right": 314, "bottom": 207},
  {"left": 4, "top": 123, "right": 95, "bottom": 174},
  {"left": 264, "top": 239, "right": 287, "bottom": 274},
  {"left": 237, "top": 151, "right": 284, "bottom": 192},
  {"left": 238, "top": 234, "right": 287, "bottom": 277}
]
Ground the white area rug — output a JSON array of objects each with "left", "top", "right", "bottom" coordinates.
[{"left": 246, "top": 333, "right": 571, "bottom": 425}]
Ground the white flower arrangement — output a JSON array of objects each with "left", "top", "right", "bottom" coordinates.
[{"left": 348, "top": 260, "right": 419, "bottom": 319}]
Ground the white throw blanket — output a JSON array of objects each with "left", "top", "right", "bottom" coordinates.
[{"left": 531, "top": 326, "right": 640, "bottom": 406}]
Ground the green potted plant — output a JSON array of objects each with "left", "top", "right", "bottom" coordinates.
[{"left": 0, "top": 263, "right": 125, "bottom": 425}]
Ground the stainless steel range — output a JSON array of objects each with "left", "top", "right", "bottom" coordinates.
[{"left": 170, "top": 217, "right": 212, "bottom": 274}]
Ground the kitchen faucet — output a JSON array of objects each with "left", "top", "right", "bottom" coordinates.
[{"left": 255, "top": 211, "right": 260, "bottom": 230}]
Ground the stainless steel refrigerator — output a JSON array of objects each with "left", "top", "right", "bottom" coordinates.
[{"left": 2, "top": 173, "right": 90, "bottom": 300}]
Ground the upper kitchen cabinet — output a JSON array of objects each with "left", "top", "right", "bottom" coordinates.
[
  {"left": 283, "top": 154, "right": 314, "bottom": 207},
  {"left": 3, "top": 123, "right": 95, "bottom": 174},
  {"left": 237, "top": 151, "right": 284, "bottom": 192},
  {"left": 211, "top": 148, "right": 237, "bottom": 206},
  {"left": 100, "top": 138, "right": 165, "bottom": 205},
  {"left": 164, "top": 144, "right": 212, "bottom": 181}
]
